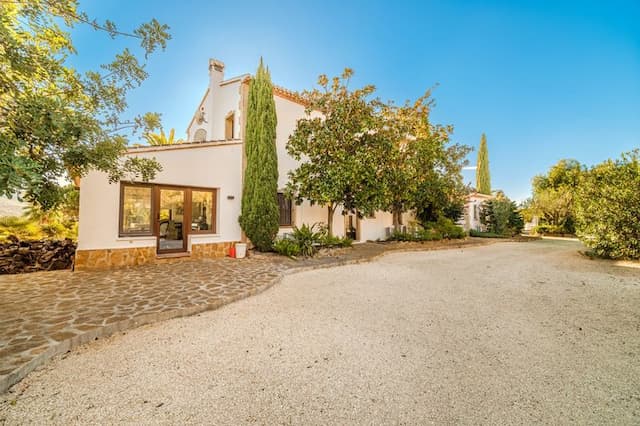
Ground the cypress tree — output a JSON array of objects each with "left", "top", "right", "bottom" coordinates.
[
  {"left": 476, "top": 133, "right": 491, "bottom": 195},
  {"left": 239, "top": 59, "right": 279, "bottom": 251}
]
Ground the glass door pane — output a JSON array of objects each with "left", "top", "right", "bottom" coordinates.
[{"left": 158, "top": 188, "right": 186, "bottom": 252}]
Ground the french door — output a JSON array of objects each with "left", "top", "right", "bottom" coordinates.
[{"left": 155, "top": 186, "right": 188, "bottom": 254}]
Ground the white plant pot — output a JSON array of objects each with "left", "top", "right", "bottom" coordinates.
[{"left": 235, "top": 243, "right": 247, "bottom": 259}]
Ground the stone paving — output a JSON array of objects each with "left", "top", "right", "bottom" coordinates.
[{"left": 0, "top": 239, "right": 494, "bottom": 393}]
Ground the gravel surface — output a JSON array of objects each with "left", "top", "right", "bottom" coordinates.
[{"left": 1, "top": 240, "right": 639, "bottom": 425}]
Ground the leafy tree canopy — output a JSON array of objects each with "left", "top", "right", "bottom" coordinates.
[
  {"left": 286, "top": 69, "right": 389, "bottom": 235},
  {"left": 526, "top": 159, "right": 584, "bottom": 233},
  {"left": 575, "top": 150, "right": 640, "bottom": 259},
  {"left": 0, "top": 0, "right": 170, "bottom": 210},
  {"left": 144, "top": 128, "right": 184, "bottom": 146},
  {"left": 379, "top": 92, "right": 470, "bottom": 227}
]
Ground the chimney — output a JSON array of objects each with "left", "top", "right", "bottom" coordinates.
[{"left": 209, "top": 58, "right": 225, "bottom": 87}]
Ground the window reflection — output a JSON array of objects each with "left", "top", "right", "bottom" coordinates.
[{"left": 121, "top": 186, "right": 152, "bottom": 234}]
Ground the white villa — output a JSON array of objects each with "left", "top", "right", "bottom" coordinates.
[
  {"left": 76, "top": 59, "right": 407, "bottom": 270},
  {"left": 459, "top": 192, "right": 493, "bottom": 232}
]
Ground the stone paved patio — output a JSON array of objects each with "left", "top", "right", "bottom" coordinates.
[{"left": 0, "top": 239, "right": 494, "bottom": 393}]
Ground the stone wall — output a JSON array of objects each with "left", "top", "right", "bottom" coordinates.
[
  {"left": 74, "top": 247, "right": 156, "bottom": 271},
  {"left": 191, "top": 242, "right": 234, "bottom": 259},
  {"left": 0, "top": 237, "right": 76, "bottom": 274},
  {"left": 75, "top": 242, "right": 234, "bottom": 271}
]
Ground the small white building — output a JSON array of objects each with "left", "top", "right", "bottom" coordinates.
[
  {"left": 459, "top": 192, "right": 493, "bottom": 232},
  {"left": 76, "top": 59, "right": 406, "bottom": 270}
]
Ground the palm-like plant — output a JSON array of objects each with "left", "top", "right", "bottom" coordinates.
[{"left": 144, "top": 128, "right": 184, "bottom": 146}]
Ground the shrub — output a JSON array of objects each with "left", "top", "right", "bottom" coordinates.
[
  {"left": 388, "top": 230, "right": 415, "bottom": 241},
  {"left": 0, "top": 215, "right": 77, "bottom": 242},
  {"left": 387, "top": 217, "right": 464, "bottom": 242},
  {"left": 574, "top": 150, "right": 640, "bottom": 259},
  {"left": 432, "top": 217, "right": 466, "bottom": 239},
  {"left": 469, "top": 229, "right": 506, "bottom": 238},
  {"left": 321, "top": 234, "right": 353, "bottom": 248},
  {"left": 272, "top": 223, "right": 355, "bottom": 257},
  {"left": 290, "top": 223, "right": 324, "bottom": 256},
  {"left": 532, "top": 224, "right": 564, "bottom": 235},
  {"left": 415, "top": 228, "right": 443, "bottom": 241},
  {"left": 481, "top": 198, "right": 524, "bottom": 236},
  {"left": 273, "top": 238, "right": 301, "bottom": 257}
]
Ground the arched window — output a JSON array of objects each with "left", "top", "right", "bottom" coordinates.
[{"left": 193, "top": 128, "right": 207, "bottom": 142}]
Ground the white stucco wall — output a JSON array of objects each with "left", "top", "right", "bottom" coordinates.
[
  {"left": 78, "top": 143, "right": 243, "bottom": 250},
  {"left": 460, "top": 194, "right": 492, "bottom": 232}
]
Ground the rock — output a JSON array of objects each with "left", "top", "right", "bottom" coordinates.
[{"left": 0, "top": 238, "right": 76, "bottom": 274}]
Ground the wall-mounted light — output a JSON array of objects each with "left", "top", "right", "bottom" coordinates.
[{"left": 227, "top": 195, "right": 235, "bottom": 200}]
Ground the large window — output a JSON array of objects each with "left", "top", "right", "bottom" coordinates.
[
  {"left": 191, "top": 190, "right": 215, "bottom": 233},
  {"left": 278, "top": 192, "right": 292, "bottom": 227},
  {"left": 120, "top": 184, "right": 153, "bottom": 236},
  {"left": 119, "top": 183, "right": 217, "bottom": 237}
]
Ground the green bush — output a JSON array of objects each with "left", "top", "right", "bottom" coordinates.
[
  {"left": 387, "top": 217, "right": 465, "bottom": 242},
  {"left": 432, "top": 217, "right": 466, "bottom": 239},
  {"left": 272, "top": 223, "right": 354, "bottom": 257},
  {"left": 415, "top": 228, "right": 443, "bottom": 241},
  {"left": 291, "top": 223, "right": 323, "bottom": 256},
  {"left": 469, "top": 229, "right": 506, "bottom": 238},
  {"left": 273, "top": 238, "right": 301, "bottom": 257},
  {"left": 532, "top": 224, "right": 565, "bottom": 235},
  {"left": 388, "top": 230, "right": 415, "bottom": 241},
  {"left": 321, "top": 234, "right": 353, "bottom": 248},
  {"left": 575, "top": 150, "right": 640, "bottom": 259},
  {"left": 0, "top": 215, "right": 77, "bottom": 242},
  {"left": 481, "top": 198, "right": 524, "bottom": 236}
]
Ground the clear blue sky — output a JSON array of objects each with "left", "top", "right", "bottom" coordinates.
[{"left": 70, "top": 0, "right": 639, "bottom": 201}]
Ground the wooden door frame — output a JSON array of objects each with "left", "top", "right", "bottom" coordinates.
[
  {"left": 344, "top": 213, "right": 361, "bottom": 242},
  {"left": 155, "top": 185, "right": 190, "bottom": 254}
]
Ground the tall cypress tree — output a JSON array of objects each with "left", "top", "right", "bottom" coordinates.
[
  {"left": 476, "top": 133, "right": 491, "bottom": 195},
  {"left": 239, "top": 59, "right": 279, "bottom": 251}
]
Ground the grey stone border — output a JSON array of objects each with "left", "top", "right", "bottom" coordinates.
[{"left": 0, "top": 239, "right": 508, "bottom": 394}]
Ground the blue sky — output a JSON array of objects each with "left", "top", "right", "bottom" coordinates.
[{"left": 70, "top": 0, "right": 639, "bottom": 201}]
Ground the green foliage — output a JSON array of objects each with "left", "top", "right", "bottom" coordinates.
[
  {"left": 290, "top": 223, "right": 323, "bottom": 257},
  {"left": 239, "top": 59, "right": 280, "bottom": 251},
  {"left": 0, "top": 1, "right": 170, "bottom": 209},
  {"left": 0, "top": 216, "right": 41, "bottom": 241},
  {"left": 526, "top": 159, "right": 583, "bottom": 234},
  {"left": 144, "top": 128, "right": 184, "bottom": 146},
  {"left": 476, "top": 134, "right": 491, "bottom": 195},
  {"left": 432, "top": 217, "right": 466, "bottom": 239},
  {"left": 272, "top": 238, "right": 301, "bottom": 257},
  {"left": 574, "top": 150, "right": 640, "bottom": 259},
  {"left": 531, "top": 224, "right": 565, "bottom": 235},
  {"left": 469, "top": 230, "right": 507, "bottom": 238},
  {"left": 377, "top": 93, "right": 470, "bottom": 227},
  {"left": 286, "top": 69, "right": 389, "bottom": 236},
  {"left": 481, "top": 197, "right": 524, "bottom": 236},
  {"left": 1, "top": 184, "right": 80, "bottom": 242},
  {"left": 273, "top": 223, "right": 352, "bottom": 257},
  {"left": 320, "top": 234, "right": 353, "bottom": 248},
  {"left": 378, "top": 93, "right": 469, "bottom": 227},
  {"left": 387, "top": 218, "right": 465, "bottom": 242}
]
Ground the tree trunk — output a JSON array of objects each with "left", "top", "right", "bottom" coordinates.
[
  {"left": 327, "top": 204, "right": 336, "bottom": 237},
  {"left": 392, "top": 207, "right": 404, "bottom": 231}
]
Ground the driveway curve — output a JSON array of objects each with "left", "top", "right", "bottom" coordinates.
[{"left": 1, "top": 240, "right": 639, "bottom": 424}]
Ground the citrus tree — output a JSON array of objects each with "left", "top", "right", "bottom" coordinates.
[{"left": 286, "top": 69, "right": 388, "bottom": 236}]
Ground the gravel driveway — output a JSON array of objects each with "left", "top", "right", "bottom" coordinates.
[{"left": 1, "top": 240, "right": 639, "bottom": 424}]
